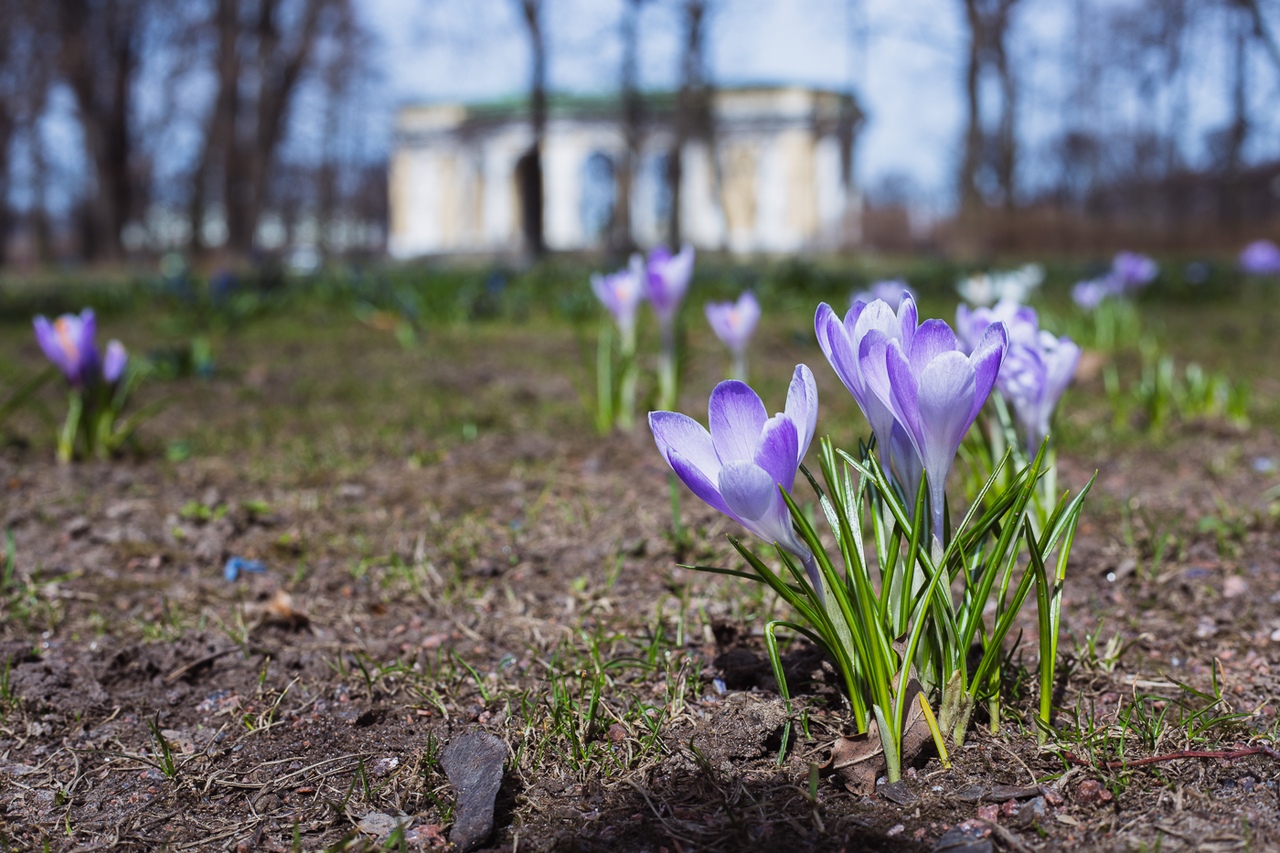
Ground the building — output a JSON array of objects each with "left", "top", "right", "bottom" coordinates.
[{"left": 388, "top": 85, "right": 862, "bottom": 258}]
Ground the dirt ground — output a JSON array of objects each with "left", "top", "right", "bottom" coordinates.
[{"left": 3, "top": 302, "right": 1280, "bottom": 852}]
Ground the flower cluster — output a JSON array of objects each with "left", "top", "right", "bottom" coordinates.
[
  {"left": 593, "top": 245, "right": 695, "bottom": 338},
  {"left": 590, "top": 258, "right": 645, "bottom": 346},
  {"left": 591, "top": 246, "right": 695, "bottom": 430},
  {"left": 1072, "top": 251, "right": 1159, "bottom": 309},
  {"left": 658, "top": 290, "right": 1010, "bottom": 552},
  {"left": 818, "top": 293, "right": 1008, "bottom": 538},
  {"left": 650, "top": 365, "right": 818, "bottom": 582},
  {"left": 851, "top": 279, "right": 913, "bottom": 310},
  {"left": 956, "top": 264, "right": 1043, "bottom": 307},
  {"left": 1239, "top": 240, "right": 1280, "bottom": 277},
  {"left": 957, "top": 300, "right": 1081, "bottom": 455},
  {"left": 647, "top": 288, "right": 1091, "bottom": 779},
  {"left": 33, "top": 309, "right": 140, "bottom": 463},
  {"left": 704, "top": 291, "right": 760, "bottom": 380},
  {"left": 34, "top": 310, "right": 127, "bottom": 390}
]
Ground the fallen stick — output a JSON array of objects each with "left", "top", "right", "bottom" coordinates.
[{"left": 1066, "top": 744, "right": 1280, "bottom": 770}]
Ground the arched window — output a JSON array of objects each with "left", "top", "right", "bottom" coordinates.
[{"left": 581, "top": 152, "right": 616, "bottom": 244}]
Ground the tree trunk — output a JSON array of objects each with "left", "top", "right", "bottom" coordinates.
[
  {"left": 993, "top": 32, "right": 1016, "bottom": 210},
  {"left": 1221, "top": 8, "right": 1249, "bottom": 232},
  {"left": 959, "top": 0, "right": 985, "bottom": 215},
  {"left": 54, "top": 0, "right": 141, "bottom": 261},
  {"left": 518, "top": 0, "right": 547, "bottom": 256},
  {"left": 212, "top": 0, "right": 328, "bottom": 257},
  {"left": 612, "top": 0, "right": 644, "bottom": 253},
  {"left": 668, "top": 0, "right": 708, "bottom": 249},
  {"left": 191, "top": 0, "right": 241, "bottom": 256}
]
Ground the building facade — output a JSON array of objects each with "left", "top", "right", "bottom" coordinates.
[{"left": 389, "top": 86, "right": 861, "bottom": 257}]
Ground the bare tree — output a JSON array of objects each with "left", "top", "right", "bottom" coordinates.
[
  {"left": 957, "top": 0, "right": 1021, "bottom": 216},
  {"left": 51, "top": 0, "right": 152, "bottom": 260},
  {"left": 189, "top": 0, "right": 347, "bottom": 258},
  {"left": 514, "top": 0, "right": 547, "bottom": 256},
  {"left": 611, "top": 0, "right": 648, "bottom": 253},
  {"left": 667, "top": 0, "right": 713, "bottom": 248},
  {"left": 0, "top": 2, "right": 58, "bottom": 263}
]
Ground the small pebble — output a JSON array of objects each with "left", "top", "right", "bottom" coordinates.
[
  {"left": 1074, "top": 779, "right": 1113, "bottom": 805},
  {"left": 976, "top": 803, "right": 1000, "bottom": 822},
  {"left": 1016, "top": 796, "right": 1048, "bottom": 825}
]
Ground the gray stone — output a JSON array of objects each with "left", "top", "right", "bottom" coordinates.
[{"left": 441, "top": 731, "right": 507, "bottom": 853}]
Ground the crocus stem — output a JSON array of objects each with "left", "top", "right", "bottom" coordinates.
[
  {"left": 658, "top": 323, "right": 677, "bottom": 411},
  {"left": 58, "top": 390, "right": 83, "bottom": 465},
  {"left": 596, "top": 323, "right": 614, "bottom": 434},
  {"left": 800, "top": 550, "right": 825, "bottom": 608},
  {"left": 731, "top": 350, "right": 747, "bottom": 382},
  {"left": 929, "top": 477, "right": 947, "bottom": 550},
  {"left": 667, "top": 471, "right": 684, "bottom": 543},
  {"left": 618, "top": 326, "right": 637, "bottom": 430}
]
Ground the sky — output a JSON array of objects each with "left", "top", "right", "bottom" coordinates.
[{"left": 364, "top": 0, "right": 971, "bottom": 203}]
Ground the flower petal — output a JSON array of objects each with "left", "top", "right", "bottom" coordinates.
[
  {"left": 650, "top": 411, "right": 719, "bottom": 478},
  {"left": 916, "top": 350, "right": 977, "bottom": 479},
  {"left": 858, "top": 331, "right": 901, "bottom": 446},
  {"left": 967, "top": 321, "right": 1008, "bottom": 422},
  {"left": 33, "top": 316, "right": 72, "bottom": 378},
  {"left": 908, "top": 319, "right": 959, "bottom": 376},
  {"left": 708, "top": 380, "right": 767, "bottom": 464},
  {"left": 849, "top": 298, "right": 897, "bottom": 343},
  {"left": 718, "top": 461, "right": 791, "bottom": 548},
  {"left": 668, "top": 446, "right": 733, "bottom": 518},
  {"left": 755, "top": 414, "right": 800, "bottom": 494},
  {"left": 783, "top": 364, "right": 818, "bottom": 463},
  {"left": 814, "top": 302, "right": 854, "bottom": 388},
  {"left": 885, "top": 340, "right": 923, "bottom": 454},
  {"left": 103, "top": 340, "right": 128, "bottom": 384},
  {"left": 897, "top": 292, "right": 919, "bottom": 351}
]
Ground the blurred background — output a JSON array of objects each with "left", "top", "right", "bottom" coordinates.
[{"left": 1, "top": 0, "right": 1279, "bottom": 270}]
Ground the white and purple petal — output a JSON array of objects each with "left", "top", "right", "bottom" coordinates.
[{"left": 708, "top": 380, "right": 768, "bottom": 464}]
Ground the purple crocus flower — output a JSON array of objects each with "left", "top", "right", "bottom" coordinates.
[
  {"left": 851, "top": 280, "right": 912, "bottom": 310},
  {"left": 815, "top": 295, "right": 919, "bottom": 487},
  {"left": 1240, "top": 240, "right": 1280, "bottom": 276},
  {"left": 590, "top": 258, "right": 645, "bottom": 340},
  {"left": 649, "top": 365, "right": 819, "bottom": 584},
  {"left": 998, "top": 331, "right": 1081, "bottom": 454},
  {"left": 33, "top": 309, "right": 100, "bottom": 388},
  {"left": 862, "top": 313, "right": 1008, "bottom": 539},
  {"left": 956, "top": 299, "right": 1038, "bottom": 352},
  {"left": 705, "top": 291, "right": 761, "bottom": 356},
  {"left": 644, "top": 244, "right": 695, "bottom": 327},
  {"left": 103, "top": 340, "right": 128, "bottom": 385},
  {"left": 1110, "top": 252, "right": 1158, "bottom": 292},
  {"left": 1071, "top": 277, "right": 1115, "bottom": 310}
]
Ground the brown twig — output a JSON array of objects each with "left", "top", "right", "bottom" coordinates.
[
  {"left": 165, "top": 645, "right": 272, "bottom": 683},
  {"left": 976, "top": 818, "right": 1035, "bottom": 853},
  {"left": 1066, "top": 744, "right": 1280, "bottom": 770}
]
